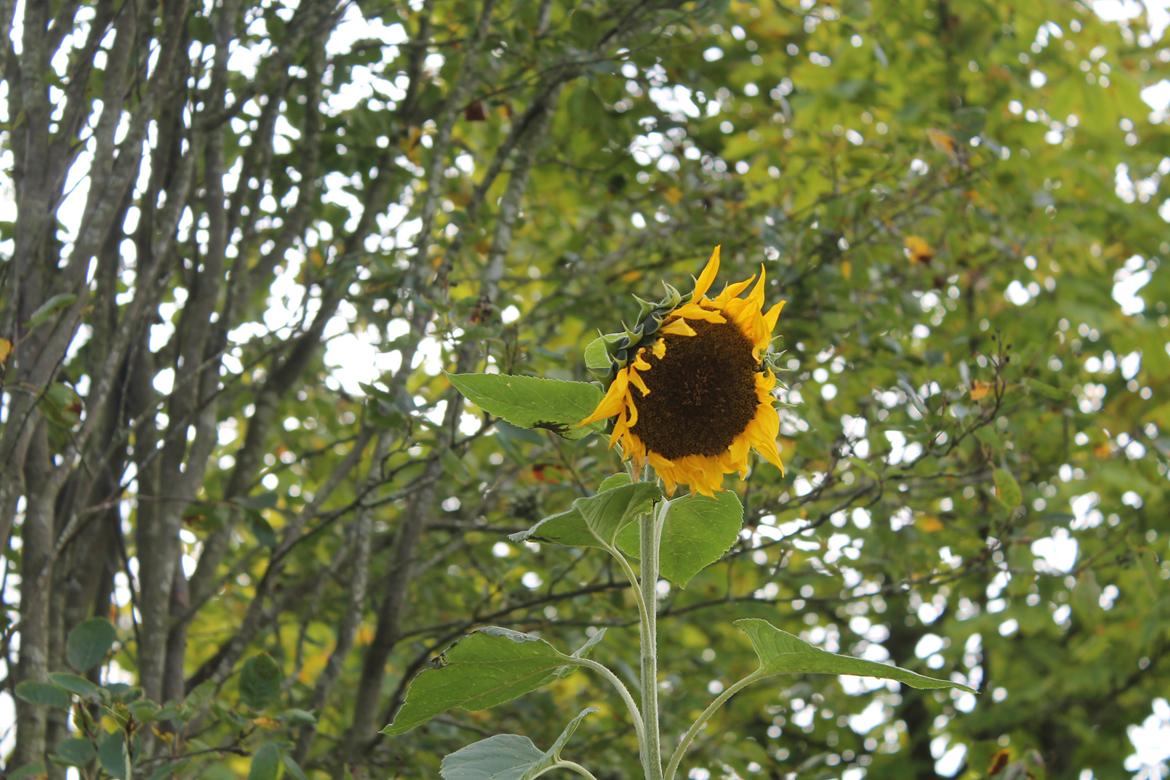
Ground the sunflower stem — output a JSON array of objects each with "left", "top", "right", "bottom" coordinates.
[
  {"left": 664, "top": 669, "right": 767, "bottom": 780},
  {"left": 639, "top": 496, "right": 668, "bottom": 780}
]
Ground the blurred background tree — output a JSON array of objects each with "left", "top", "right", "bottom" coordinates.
[{"left": 1, "top": 0, "right": 1168, "bottom": 777}]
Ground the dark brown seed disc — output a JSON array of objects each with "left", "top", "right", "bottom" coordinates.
[{"left": 630, "top": 318, "right": 758, "bottom": 459}]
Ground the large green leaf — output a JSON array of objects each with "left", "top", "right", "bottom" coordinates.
[
  {"left": 382, "top": 627, "right": 577, "bottom": 736},
  {"left": 447, "top": 373, "right": 602, "bottom": 439},
  {"left": 66, "top": 617, "right": 117, "bottom": 672},
  {"left": 439, "top": 708, "right": 596, "bottom": 780},
  {"left": 510, "top": 481, "right": 660, "bottom": 549},
  {"left": 735, "top": 619, "right": 976, "bottom": 692},
  {"left": 617, "top": 491, "right": 744, "bottom": 587}
]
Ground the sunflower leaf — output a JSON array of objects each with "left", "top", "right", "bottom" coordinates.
[
  {"left": 438, "top": 707, "right": 596, "bottom": 779},
  {"left": 508, "top": 507, "right": 595, "bottom": 547},
  {"left": 617, "top": 491, "right": 743, "bottom": 588},
  {"left": 439, "top": 735, "right": 543, "bottom": 780},
  {"left": 509, "top": 481, "right": 658, "bottom": 549},
  {"left": 382, "top": 627, "right": 576, "bottom": 736},
  {"left": 735, "top": 619, "right": 976, "bottom": 693},
  {"left": 447, "top": 373, "right": 602, "bottom": 439},
  {"left": 576, "top": 481, "right": 661, "bottom": 547}
]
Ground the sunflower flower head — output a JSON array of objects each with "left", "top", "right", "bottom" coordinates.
[{"left": 580, "top": 247, "right": 786, "bottom": 496}]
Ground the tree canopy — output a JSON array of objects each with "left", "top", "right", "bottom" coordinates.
[{"left": 1, "top": 0, "right": 1169, "bottom": 778}]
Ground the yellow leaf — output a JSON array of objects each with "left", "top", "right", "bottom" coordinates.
[
  {"left": 0, "top": 337, "right": 10, "bottom": 364},
  {"left": 970, "top": 380, "right": 994, "bottom": 400},
  {"left": 904, "top": 235, "right": 934, "bottom": 264},
  {"left": 662, "top": 186, "right": 683, "bottom": 205},
  {"left": 927, "top": 128, "right": 957, "bottom": 157},
  {"left": 840, "top": 260, "right": 852, "bottom": 280},
  {"left": 917, "top": 514, "right": 944, "bottom": 533},
  {"left": 621, "top": 269, "right": 643, "bottom": 283}
]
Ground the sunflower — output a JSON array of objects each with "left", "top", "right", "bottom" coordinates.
[{"left": 580, "top": 247, "right": 786, "bottom": 496}]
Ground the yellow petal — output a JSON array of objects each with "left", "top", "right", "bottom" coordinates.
[
  {"left": 628, "top": 367, "right": 650, "bottom": 396},
  {"left": 671, "top": 304, "right": 724, "bottom": 323},
  {"left": 710, "top": 275, "right": 754, "bottom": 306},
  {"left": 660, "top": 318, "right": 697, "bottom": 336},
  {"left": 579, "top": 369, "right": 628, "bottom": 426},
  {"left": 763, "top": 300, "right": 786, "bottom": 335},
  {"left": 747, "top": 263, "right": 767, "bottom": 306},
  {"left": 609, "top": 407, "right": 629, "bottom": 448},
  {"left": 692, "top": 245, "right": 721, "bottom": 300},
  {"left": 652, "top": 338, "right": 666, "bottom": 359}
]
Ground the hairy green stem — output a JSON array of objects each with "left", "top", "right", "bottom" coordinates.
[
  {"left": 639, "top": 498, "right": 668, "bottom": 780},
  {"left": 605, "top": 541, "right": 648, "bottom": 625},
  {"left": 532, "top": 760, "right": 600, "bottom": 779},
  {"left": 664, "top": 669, "right": 767, "bottom": 780},
  {"left": 569, "top": 656, "right": 646, "bottom": 751}
]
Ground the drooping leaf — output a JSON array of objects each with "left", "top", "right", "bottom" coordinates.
[
  {"left": 66, "top": 617, "right": 117, "bottom": 672},
  {"left": 510, "top": 481, "right": 659, "bottom": 549},
  {"left": 439, "top": 708, "right": 596, "bottom": 779},
  {"left": 509, "top": 506, "right": 595, "bottom": 548},
  {"left": 447, "top": 373, "right": 602, "bottom": 439},
  {"left": 736, "top": 619, "right": 975, "bottom": 692},
  {"left": 382, "top": 627, "right": 575, "bottom": 736},
  {"left": 576, "top": 481, "right": 661, "bottom": 546},
  {"left": 439, "top": 734, "right": 543, "bottom": 780},
  {"left": 617, "top": 491, "right": 744, "bottom": 587}
]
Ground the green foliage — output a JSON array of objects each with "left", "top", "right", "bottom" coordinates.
[
  {"left": 65, "top": 617, "right": 117, "bottom": 672},
  {"left": 447, "top": 373, "right": 603, "bottom": 439},
  {"left": 247, "top": 743, "right": 283, "bottom": 780},
  {"left": 383, "top": 628, "right": 582, "bottom": 737},
  {"left": 511, "top": 480, "right": 661, "bottom": 548},
  {"left": 14, "top": 681, "right": 71, "bottom": 708},
  {"left": 239, "top": 653, "right": 283, "bottom": 710},
  {"left": 617, "top": 491, "right": 745, "bottom": 588},
  {"left": 438, "top": 708, "right": 595, "bottom": 780},
  {"left": 52, "top": 737, "right": 97, "bottom": 767},
  {"left": 4, "top": 0, "right": 1168, "bottom": 777},
  {"left": 736, "top": 618, "right": 974, "bottom": 692}
]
